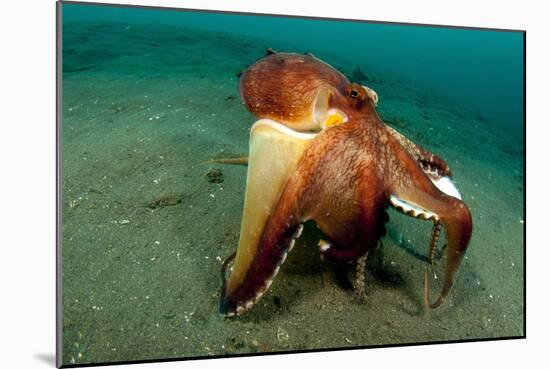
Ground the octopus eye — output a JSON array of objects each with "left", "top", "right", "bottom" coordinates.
[{"left": 349, "top": 89, "right": 359, "bottom": 98}]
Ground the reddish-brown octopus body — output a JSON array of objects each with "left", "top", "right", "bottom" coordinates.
[{"left": 220, "top": 52, "right": 472, "bottom": 316}]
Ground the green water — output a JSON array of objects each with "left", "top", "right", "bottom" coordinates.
[{"left": 60, "top": 2, "right": 525, "bottom": 366}]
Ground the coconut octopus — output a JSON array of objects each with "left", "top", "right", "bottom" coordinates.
[{"left": 217, "top": 51, "right": 473, "bottom": 316}]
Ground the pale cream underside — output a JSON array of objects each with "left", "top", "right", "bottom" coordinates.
[{"left": 226, "top": 119, "right": 317, "bottom": 293}]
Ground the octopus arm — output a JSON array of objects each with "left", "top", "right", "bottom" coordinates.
[
  {"left": 389, "top": 144, "right": 472, "bottom": 308},
  {"left": 220, "top": 119, "right": 316, "bottom": 315}
]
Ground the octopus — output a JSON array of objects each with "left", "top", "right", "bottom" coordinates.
[{"left": 218, "top": 51, "right": 473, "bottom": 316}]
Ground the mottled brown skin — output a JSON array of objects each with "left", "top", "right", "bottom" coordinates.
[
  {"left": 220, "top": 53, "right": 472, "bottom": 315},
  {"left": 240, "top": 53, "right": 348, "bottom": 129}
]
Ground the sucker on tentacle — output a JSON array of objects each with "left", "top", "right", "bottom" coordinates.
[
  {"left": 354, "top": 252, "right": 369, "bottom": 296},
  {"left": 318, "top": 239, "right": 331, "bottom": 261},
  {"left": 389, "top": 195, "right": 438, "bottom": 221},
  {"left": 428, "top": 220, "right": 443, "bottom": 264}
]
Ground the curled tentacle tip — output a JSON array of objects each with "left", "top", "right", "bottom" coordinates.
[
  {"left": 219, "top": 296, "right": 244, "bottom": 317},
  {"left": 423, "top": 269, "right": 437, "bottom": 310},
  {"left": 423, "top": 268, "right": 445, "bottom": 310}
]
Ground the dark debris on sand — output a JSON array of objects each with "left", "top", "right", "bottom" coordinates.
[
  {"left": 206, "top": 168, "right": 224, "bottom": 184},
  {"left": 147, "top": 194, "right": 185, "bottom": 209}
]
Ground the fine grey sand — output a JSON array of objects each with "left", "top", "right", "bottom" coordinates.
[{"left": 61, "top": 22, "right": 524, "bottom": 365}]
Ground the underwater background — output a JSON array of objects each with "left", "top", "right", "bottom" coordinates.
[{"left": 60, "top": 2, "right": 525, "bottom": 366}]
